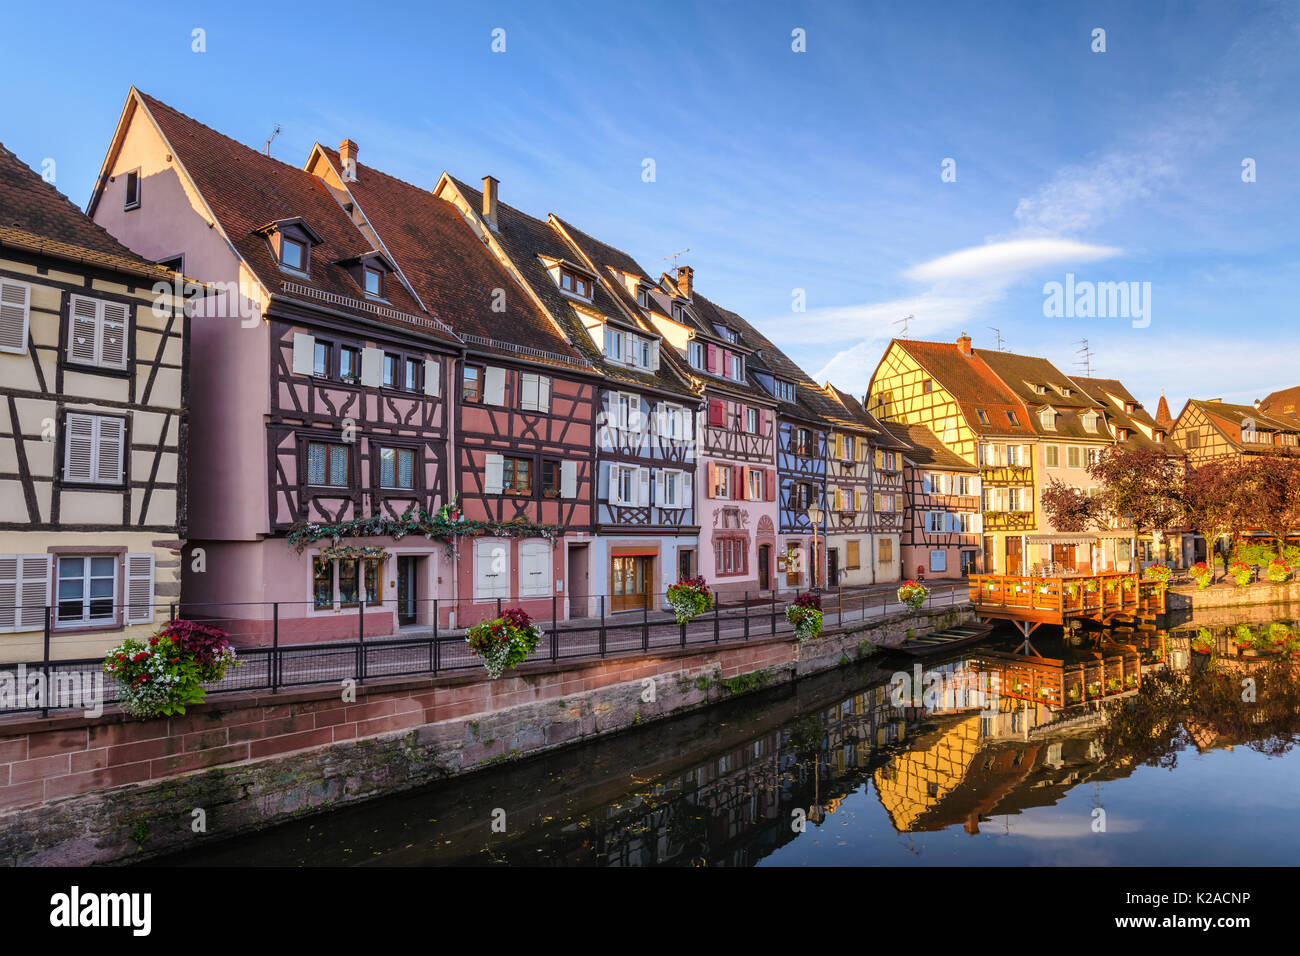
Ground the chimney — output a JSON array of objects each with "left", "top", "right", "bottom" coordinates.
[
  {"left": 957, "top": 332, "right": 973, "bottom": 356},
  {"left": 676, "top": 265, "right": 693, "bottom": 299},
  {"left": 338, "top": 139, "right": 358, "bottom": 182},
  {"left": 481, "top": 176, "right": 499, "bottom": 231}
]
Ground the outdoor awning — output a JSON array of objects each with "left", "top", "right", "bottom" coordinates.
[
  {"left": 1026, "top": 534, "right": 1097, "bottom": 545},
  {"left": 1095, "top": 530, "right": 1136, "bottom": 540}
]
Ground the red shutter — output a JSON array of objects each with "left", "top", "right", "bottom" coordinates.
[
  {"left": 720, "top": 349, "right": 731, "bottom": 376},
  {"left": 765, "top": 468, "right": 776, "bottom": 501},
  {"left": 732, "top": 465, "right": 743, "bottom": 500},
  {"left": 706, "top": 343, "right": 719, "bottom": 372},
  {"left": 705, "top": 462, "right": 716, "bottom": 499},
  {"left": 760, "top": 409, "right": 769, "bottom": 434},
  {"left": 708, "top": 399, "right": 724, "bottom": 427}
]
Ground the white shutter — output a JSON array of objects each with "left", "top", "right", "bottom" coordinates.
[
  {"left": 100, "top": 300, "right": 129, "bottom": 368},
  {"left": 649, "top": 340, "right": 660, "bottom": 370},
  {"left": 483, "top": 453, "right": 504, "bottom": 494},
  {"left": 971, "top": 476, "right": 982, "bottom": 497},
  {"left": 292, "top": 332, "right": 316, "bottom": 374},
  {"left": 519, "top": 373, "right": 538, "bottom": 411},
  {"left": 607, "top": 464, "right": 621, "bottom": 506},
  {"left": 654, "top": 469, "right": 665, "bottom": 507},
  {"left": 638, "top": 467, "right": 651, "bottom": 506},
  {"left": 360, "top": 346, "right": 383, "bottom": 387},
  {"left": 537, "top": 375, "right": 551, "bottom": 413},
  {"left": 64, "top": 413, "right": 96, "bottom": 482},
  {"left": 519, "top": 541, "right": 551, "bottom": 597},
  {"left": 0, "top": 281, "right": 31, "bottom": 354},
  {"left": 683, "top": 471, "right": 693, "bottom": 510},
  {"left": 424, "top": 357, "right": 441, "bottom": 396},
  {"left": 484, "top": 367, "right": 506, "bottom": 405},
  {"left": 560, "top": 460, "right": 577, "bottom": 498},
  {"left": 0, "top": 557, "right": 17, "bottom": 632},
  {"left": 972, "top": 512, "right": 983, "bottom": 533},
  {"left": 125, "top": 553, "right": 154, "bottom": 625},
  {"left": 68, "top": 295, "right": 98, "bottom": 364},
  {"left": 95, "top": 417, "right": 125, "bottom": 483},
  {"left": 475, "top": 539, "right": 510, "bottom": 599}
]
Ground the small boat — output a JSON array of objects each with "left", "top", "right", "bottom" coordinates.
[{"left": 892, "top": 622, "right": 996, "bottom": 657}]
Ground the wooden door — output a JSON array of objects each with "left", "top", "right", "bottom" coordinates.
[
  {"left": 827, "top": 549, "right": 840, "bottom": 587},
  {"left": 1005, "top": 537, "right": 1023, "bottom": 575},
  {"left": 1051, "top": 544, "right": 1077, "bottom": 571},
  {"left": 983, "top": 536, "right": 996, "bottom": 574},
  {"left": 611, "top": 555, "right": 651, "bottom": 612},
  {"left": 757, "top": 545, "right": 771, "bottom": 590},
  {"left": 397, "top": 556, "right": 417, "bottom": 626}
]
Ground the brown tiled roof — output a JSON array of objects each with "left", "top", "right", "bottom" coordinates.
[
  {"left": 1155, "top": 394, "right": 1174, "bottom": 428},
  {"left": 891, "top": 339, "right": 1035, "bottom": 438},
  {"left": 0, "top": 143, "right": 176, "bottom": 282},
  {"left": 892, "top": 423, "right": 979, "bottom": 472},
  {"left": 1260, "top": 385, "right": 1300, "bottom": 423},
  {"left": 315, "top": 153, "right": 584, "bottom": 365},
  {"left": 978, "top": 351, "right": 1110, "bottom": 441},
  {"left": 1071, "top": 376, "right": 1180, "bottom": 455},
  {"left": 1190, "top": 399, "right": 1300, "bottom": 450},
  {"left": 136, "top": 93, "right": 460, "bottom": 346},
  {"left": 826, "top": 386, "right": 911, "bottom": 449}
]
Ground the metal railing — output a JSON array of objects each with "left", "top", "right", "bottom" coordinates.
[{"left": 0, "top": 582, "right": 971, "bottom": 717}]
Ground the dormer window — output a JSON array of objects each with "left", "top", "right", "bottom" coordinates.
[
  {"left": 636, "top": 286, "right": 651, "bottom": 308},
  {"left": 364, "top": 267, "right": 383, "bottom": 297},
  {"left": 258, "top": 218, "right": 323, "bottom": 277},
  {"left": 715, "top": 325, "right": 738, "bottom": 344},
  {"left": 688, "top": 341, "right": 705, "bottom": 370},
  {"left": 1032, "top": 383, "right": 1047, "bottom": 395},
  {"left": 282, "top": 237, "right": 306, "bottom": 271},
  {"left": 774, "top": 380, "right": 796, "bottom": 403},
  {"left": 1082, "top": 412, "right": 1099, "bottom": 433},
  {"left": 975, "top": 408, "right": 990, "bottom": 425},
  {"left": 1006, "top": 411, "right": 1020, "bottom": 427},
  {"left": 1040, "top": 408, "right": 1057, "bottom": 430},
  {"left": 558, "top": 269, "right": 591, "bottom": 299},
  {"left": 1155, "top": 430, "right": 1166, "bottom": 443},
  {"left": 1125, "top": 402, "right": 1138, "bottom": 414}
]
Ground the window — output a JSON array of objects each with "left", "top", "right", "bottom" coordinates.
[
  {"left": 929, "top": 512, "right": 945, "bottom": 533},
  {"left": 1032, "top": 384, "right": 1046, "bottom": 395},
  {"left": 503, "top": 456, "right": 532, "bottom": 495},
  {"left": 775, "top": 380, "right": 796, "bottom": 402},
  {"left": 878, "top": 538, "right": 893, "bottom": 563},
  {"left": 313, "top": 340, "right": 331, "bottom": 377},
  {"left": 923, "top": 379, "right": 933, "bottom": 394},
  {"left": 1045, "top": 445, "right": 1060, "bottom": 468},
  {"left": 56, "top": 556, "right": 116, "bottom": 626},
  {"left": 307, "top": 441, "right": 350, "bottom": 487},
  {"left": 794, "top": 427, "right": 811, "bottom": 456},
  {"left": 312, "top": 556, "right": 333, "bottom": 609},
  {"left": 712, "top": 464, "right": 731, "bottom": 499},
  {"left": 612, "top": 465, "right": 635, "bottom": 505},
  {"left": 63, "top": 413, "right": 125, "bottom": 484},
  {"left": 338, "top": 346, "right": 360, "bottom": 383},
  {"left": 876, "top": 493, "right": 895, "bottom": 512},
  {"left": 541, "top": 460, "right": 560, "bottom": 498},
  {"left": 1155, "top": 430, "right": 1166, "bottom": 444},
  {"left": 405, "top": 357, "right": 422, "bottom": 392},
  {"left": 281, "top": 237, "right": 306, "bottom": 271},
  {"left": 0, "top": 280, "right": 31, "bottom": 354},
  {"left": 383, "top": 353, "right": 400, "bottom": 388},
  {"left": 657, "top": 403, "right": 684, "bottom": 440},
  {"left": 1186, "top": 431, "right": 1200, "bottom": 449},
  {"left": 957, "top": 475, "right": 973, "bottom": 495},
  {"left": 1087, "top": 447, "right": 1099, "bottom": 467},
  {"left": 558, "top": 269, "right": 591, "bottom": 298},
  {"left": 1067, "top": 446, "right": 1081, "bottom": 470},
  {"left": 607, "top": 328, "right": 623, "bottom": 362},
  {"left": 378, "top": 446, "right": 415, "bottom": 489},
  {"left": 124, "top": 170, "right": 140, "bottom": 210},
  {"left": 846, "top": 540, "right": 861, "bottom": 569},
  {"left": 1006, "top": 410, "right": 1020, "bottom": 426},
  {"left": 463, "top": 365, "right": 483, "bottom": 402},
  {"left": 1040, "top": 409, "right": 1057, "bottom": 430},
  {"left": 728, "top": 353, "right": 744, "bottom": 380},
  {"left": 659, "top": 469, "right": 683, "bottom": 508},
  {"left": 688, "top": 341, "right": 705, "bottom": 370},
  {"left": 714, "top": 537, "right": 748, "bottom": 576},
  {"left": 1083, "top": 413, "right": 1098, "bottom": 433},
  {"left": 364, "top": 267, "right": 383, "bottom": 297},
  {"left": 636, "top": 287, "right": 651, "bottom": 308},
  {"left": 67, "top": 295, "right": 128, "bottom": 369},
  {"left": 519, "top": 373, "right": 551, "bottom": 413},
  {"left": 748, "top": 469, "right": 763, "bottom": 501}
]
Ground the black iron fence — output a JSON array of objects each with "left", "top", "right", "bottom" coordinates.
[{"left": 0, "top": 581, "right": 970, "bottom": 717}]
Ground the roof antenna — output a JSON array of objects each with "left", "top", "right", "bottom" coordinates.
[
  {"left": 655, "top": 247, "right": 691, "bottom": 270},
  {"left": 988, "top": 327, "right": 1006, "bottom": 351},
  {"left": 894, "top": 314, "right": 914, "bottom": 339},
  {"left": 263, "top": 124, "right": 282, "bottom": 157},
  {"left": 1074, "top": 338, "right": 1094, "bottom": 378}
]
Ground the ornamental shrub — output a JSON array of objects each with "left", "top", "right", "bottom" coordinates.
[
  {"left": 1266, "top": 560, "right": 1291, "bottom": 584},
  {"left": 666, "top": 576, "right": 713, "bottom": 625},
  {"left": 1189, "top": 561, "right": 1212, "bottom": 589},
  {"left": 465, "top": 608, "right": 541, "bottom": 678},
  {"left": 1229, "top": 561, "right": 1253, "bottom": 587},
  {"left": 1142, "top": 563, "right": 1172, "bottom": 586}
]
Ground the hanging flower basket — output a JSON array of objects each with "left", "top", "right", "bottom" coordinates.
[
  {"left": 666, "top": 576, "right": 713, "bottom": 625},
  {"left": 103, "top": 620, "right": 239, "bottom": 719},
  {"left": 1189, "top": 561, "right": 1212, "bottom": 589},
  {"left": 786, "top": 592, "right": 823, "bottom": 642},
  {"left": 1142, "top": 563, "right": 1172, "bottom": 586},
  {"left": 465, "top": 608, "right": 541, "bottom": 678},
  {"left": 897, "top": 580, "right": 928, "bottom": 611},
  {"left": 1229, "top": 562, "right": 1253, "bottom": 587}
]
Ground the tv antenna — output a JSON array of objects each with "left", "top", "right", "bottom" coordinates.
[
  {"left": 656, "top": 247, "right": 691, "bottom": 270},
  {"left": 894, "top": 314, "right": 914, "bottom": 339},
  {"left": 1074, "top": 338, "right": 1094, "bottom": 378},
  {"left": 263, "top": 124, "right": 282, "bottom": 157},
  {"left": 988, "top": 327, "right": 1007, "bottom": 351}
]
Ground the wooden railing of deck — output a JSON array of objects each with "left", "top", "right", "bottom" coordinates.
[{"left": 968, "top": 572, "right": 1162, "bottom": 621}]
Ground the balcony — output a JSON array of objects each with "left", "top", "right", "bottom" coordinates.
[{"left": 981, "top": 464, "right": 1033, "bottom": 484}]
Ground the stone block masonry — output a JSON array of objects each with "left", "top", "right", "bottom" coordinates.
[{"left": 0, "top": 605, "right": 970, "bottom": 865}]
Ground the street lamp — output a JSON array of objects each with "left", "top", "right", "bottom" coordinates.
[{"left": 807, "top": 504, "right": 824, "bottom": 589}]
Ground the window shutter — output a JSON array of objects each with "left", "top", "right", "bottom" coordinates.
[
  {"left": 972, "top": 512, "right": 983, "bottom": 533},
  {"left": 360, "top": 346, "right": 383, "bottom": 387},
  {"left": 855, "top": 488, "right": 864, "bottom": 512},
  {"left": 561, "top": 460, "right": 577, "bottom": 498},
  {"left": 0, "top": 281, "right": 31, "bottom": 354},
  {"left": 68, "top": 295, "right": 98, "bottom": 364},
  {"left": 706, "top": 462, "right": 716, "bottom": 499},
  {"left": 638, "top": 467, "right": 651, "bottom": 506},
  {"left": 706, "top": 343, "right": 719, "bottom": 372},
  {"left": 649, "top": 340, "right": 660, "bottom": 370},
  {"left": 520, "top": 373, "right": 539, "bottom": 411},
  {"left": 732, "top": 465, "right": 744, "bottom": 500},
  {"left": 874, "top": 492, "right": 882, "bottom": 512},
  {"left": 64, "top": 414, "right": 96, "bottom": 482},
  {"left": 11, "top": 555, "right": 50, "bottom": 632},
  {"left": 683, "top": 471, "right": 693, "bottom": 510},
  {"left": 100, "top": 300, "right": 129, "bottom": 367},
  {"left": 483, "top": 453, "right": 504, "bottom": 494},
  {"left": 654, "top": 469, "right": 665, "bottom": 507},
  {"left": 292, "top": 332, "right": 316, "bottom": 374},
  {"left": 424, "top": 357, "right": 441, "bottom": 396},
  {"left": 125, "top": 553, "right": 154, "bottom": 625},
  {"left": 874, "top": 449, "right": 884, "bottom": 469},
  {"left": 484, "top": 367, "right": 506, "bottom": 406},
  {"left": 708, "top": 400, "right": 725, "bottom": 427},
  {"left": 0, "top": 557, "right": 16, "bottom": 632},
  {"left": 537, "top": 375, "right": 551, "bottom": 413},
  {"left": 764, "top": 468, "right": 776, "bottom": 502},
  {"left": 95, "top": 417, "right": 125, "bottom": 482}
]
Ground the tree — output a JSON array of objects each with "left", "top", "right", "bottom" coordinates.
[
  {"left": 1040, "top": 478, "right": 1106, "bottom": 533},
  {"left": 1243, "top": 454, "right": 1300, "bottom": 555},
  {"left": 1087, "top": 447, "right": 1183, "bottom": 563},
  {"left": 1180, "top": 460, "right": 1250, "bottom": 581}
]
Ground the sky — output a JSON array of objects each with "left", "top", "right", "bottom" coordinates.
[{"left": 2, "top": 0, "right": 1297, "bottom": 415}]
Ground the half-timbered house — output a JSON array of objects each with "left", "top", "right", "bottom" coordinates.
[
  {"left": 0, "top": 143, "right": 188, "bottom": 661},
  {"left": 643, "top": 269, "right": 779, "bottom": 599},
  {"left": 1170, "top": 399, "right": 1300, "bottom": 466},
  {"left": 88, "top": 90, "right": 465, "bottom": 641},
  {"left": 893, "top": 424, "right": 982, "bottom": 579}
]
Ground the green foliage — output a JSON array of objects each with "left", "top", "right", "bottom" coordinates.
[
  {"left": 465, "top": 608, "right": 541, "bottom": 678},
  {"left": 720, "top": 668, "right": 773, "bottom": 695},
  {"left": 666, "top": 577, "right": 713, "bottom": 624},
  {"left": 103, "top": 623, "right": 239, "bottom": 719}
]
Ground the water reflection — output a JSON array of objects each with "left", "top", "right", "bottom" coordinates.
[{"left": 159, "top": 611, "right": 1300, "bottom": 867}]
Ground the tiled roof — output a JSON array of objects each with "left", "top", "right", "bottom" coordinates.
[
  {"left": 978, "top": 351, "right": 1110, "bottom": 441},
  {"left": 136, "top": 93, "right": 460, "bottom": 346},
  {"left": 1260, "top": 385, "right": 1300, "bottom": 423},
  {"left": 826, "top": 386, "right": 911, "bottom": 449},
  {"left": 315, "top": 152, "right": 583, "bottom": 365},
  {"left": 1071, "top": 376, "right": 1179, "bottom": 454},
  {"left": 891, "top": 339, "right": 1035, "bottom": 438},
  {"left": 1155, "top": 394, "right": 1174, "bottom": 428},
  {"left": 892, "top": 423, "right": 980, "bottom": 472},
  {"left": 1190, "top": 399, "right": 1299, "bottom": 450},
  {"left": 0, "top": 142, "right": 176, "bottom": 281}
]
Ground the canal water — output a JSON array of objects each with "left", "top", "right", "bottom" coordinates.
[{"left": 154, "top": 609, "right": 1300, "bottom": 867}]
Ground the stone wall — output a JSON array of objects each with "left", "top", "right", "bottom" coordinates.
[
  {"left": 1166, "top": 582, "right": 1300, "bottom": 612},
  {"left": 0, "top": 603, "right": 971, "bottom": 865}
]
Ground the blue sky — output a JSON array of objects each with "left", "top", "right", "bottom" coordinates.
[{"left": 2, "top": 0, "right": 1297, "bottom": 413}]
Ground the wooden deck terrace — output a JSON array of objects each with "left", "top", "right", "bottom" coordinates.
[
  {"left": 970, "top": 645, "right": 1144, "bottom": 709},
  {"left": 968, "top": 573, "right": 1166, "bottom": 634}
]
